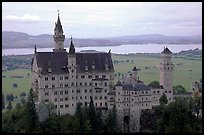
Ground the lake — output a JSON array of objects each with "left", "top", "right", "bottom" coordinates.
[{"left": 2, "top": 44, "right": 202, "bottom": 56}]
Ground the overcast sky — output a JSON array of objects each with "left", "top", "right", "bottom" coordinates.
[{"left": 2, "top": 2, "right": 202, "bottom": 38}]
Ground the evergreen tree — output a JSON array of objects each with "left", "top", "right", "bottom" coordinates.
[
  {"left": 149, "top": 81, "right": 160, "bottom": 88},
  {"left": 2, "top": 93, "right": 5, "bottom": 109},
  {"left": 95, "top": 109, "right": 104, "bottom": 132},
  {"left": 24, "top": 88, "right": 38, "bottom": 132},
  {"left": 6, "top": 93, "right": 11, "bottom": 101},
  {"left": 7, "top": 101, "right": 13, "bottom": 110},
  {"left": 159, "top": 93, "right": 168, "bottom": 106},
  {"left": 15, "top": 103, "right": 22, "bottom": 110},
  {"left": 75, "top": 102, "right": 84, "bottom": 132},
  {"left": 173, "top": 85, "right": 186, "bottom": 93},
  {"left": 192, "top": 95, "right": 202, "bottom": 119},
  {"left": 10, "top": 93, "right": 14, "bottom": 101},
  {"left": 106, "top": 105, "right": 118, "bottom": 133},
  {"left": 88, "top": 96, "right": 97, "bottom": 133},
  {"left": 155, "top": 97, "right": 202, "bottom": 133},
  {"left": 21, "top": 98, "right": 26, "bottom": 107},
  {"left": 111, "top": 104, "right": 118, "bottom": 132},
  {"left": 84, "top": 119, "right": 91, "bottom": 133}
]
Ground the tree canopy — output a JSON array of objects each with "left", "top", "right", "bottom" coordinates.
[
  {"left": 159, "top": 93, "right": 168, "bottom": 106},
  {"left": 149, "top": 81, "right": 160, "bottom": 88},
  {"left": 173, "top": 85, "right": 186, "bottom": 94},
  {"left": 155, "top": 97, "right": 202, "bottom": 133}
]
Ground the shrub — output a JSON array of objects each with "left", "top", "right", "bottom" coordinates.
[{"left": 13, "top": 83, "right": 18, "bottom": 88}]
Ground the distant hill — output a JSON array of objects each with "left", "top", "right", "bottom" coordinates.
[
  {"left": 104, "top": 34, "right": 202, "bottom": 44},
  {"left": 2, "top": 31, "right": 202, "bottom": 49}
]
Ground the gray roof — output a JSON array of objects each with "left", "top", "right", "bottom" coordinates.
[
  {"left": 161, "top": 47, "right": 172, "bottom": 54},
  {"left": 132, "top": 66, "right": 140, "bottom": 71},
  {"left": 69, "top": 37, "right": 75, "bottom": 54},
  {"left": 32, "top": 51, "right": 114, "bottom": 74},
  {"left": 123, "top": 83, "right": 151, "bottom": 91},
  {"left": 54, "top": 14, "right": 63, "bottom": 33},
  {"left": 76, "top": 52, "right": 114, "bottom": 72},
  {"left": 35, "top": 52, "right": 68, "bottom": 74}
]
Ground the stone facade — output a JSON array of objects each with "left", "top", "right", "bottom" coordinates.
[
  {"left": 31, "top": 13, "right": 175, "bottom": 132},
  {"left": 108, "top": 69, "right": 164, "bottom": 132},
  {"left": 31, "top": 13, "right": 114, "bottom": 116},
  {"left": 107, "top": 47, "right": 174, "bottom": 133},
  {"left": 159, "top": 47, "right": 174, "bottom": 102}
]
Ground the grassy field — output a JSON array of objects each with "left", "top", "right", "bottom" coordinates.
[
  {"left": 112, "top": 54, "right": 202, "bottom": 91},
  {"left": 2, "top": 69, "right": 31, "bottom": 108},
  {"left": 2, "top": 54, "right": 202, "bottom": 109}
]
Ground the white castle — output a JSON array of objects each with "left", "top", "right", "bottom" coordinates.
[{"left": 31, "top": 13, "right": 174, "bottom": 133}]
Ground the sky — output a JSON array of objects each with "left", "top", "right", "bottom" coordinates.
[{"left": 2, "top": 2, "right": 202, "bottom": 38}]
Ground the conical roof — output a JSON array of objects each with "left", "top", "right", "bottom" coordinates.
[
  {"left": 161, "top": 47, "right": 172, "bottom": 54},
  {"left": 54, "top": 12, "right": 63, "bottom": 33},
  {"left": 69, "top": 37, "right": 75, "bottom": 54}
]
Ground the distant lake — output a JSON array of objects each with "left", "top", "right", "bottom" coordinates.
[{"left": 2, "top": 44, "right": 202, "bottom": 56}]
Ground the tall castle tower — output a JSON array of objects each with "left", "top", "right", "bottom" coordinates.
[
  {"left": 67, "top": 37, "right": 77, "bottom": 113},
  {"left": 53, "top": 11, "right": 66, "bottom": 52},
  {"left": 159, "top": 47, "right": 174, "bottom": 102}
]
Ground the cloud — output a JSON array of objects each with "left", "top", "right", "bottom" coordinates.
[
  {"left": 2, "top": 2, "right": 202, "bottom": 37},
  {"left": 179, "top": 21, "right": 202, "bottom": 28},
  {"left": 5, "top": 14, "right": 41, "bottom": 22}
]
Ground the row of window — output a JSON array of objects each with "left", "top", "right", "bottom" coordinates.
[
  {"left": 117, "top": 97, "right": 150, "bottom": 102},
  {"left": 95, "top": 102, "right": 107, "bottom": 106},
  {"left": 165, "top": 90, "right": 172, "bottom": 93},
  {"left": 45, "top": 76, "right": 69, "bottom": 81},
  {"left": 46, "top": 89, "right": 107, "bottom": 96},
  {"left": 54, "top": 95, "right": 107, "bottom": 101},
  {"left": 95, "top": 96, "right": 107, "bottom": 100},
  {"left": 45, "top": 75, "right": 108, "bottom": 81},
  {"left": 77, "top": 75, "right": 107, "bottom": 79},
  {"left": 44, "top": 82, "right": 108, "bottom": 89},
  {"left": 77, "top": 82, "right": 108, "bottom": 86},
  {"left": 46, "top": 95, "right": 108, "bottom": 102},
  {"left": 57, "top": 104, "right": 74, "bottom": 109},
  {"left": 164, "top": 67, "right": 173, "bottom": 70},
  {"left": 121, "top": 91, "right": 154, "bottom": 95},
  {"left": 117, "top": 103, "right": 149, "bottom": 107},
  {"left": 153, "top": 91, "right": 160, "bottom": 94},
  {"left": 46, "top": 91, "right": 69, "bottom": 96},
  {"left": 55, "top": 101, "right": 108, "bottom": 109}
]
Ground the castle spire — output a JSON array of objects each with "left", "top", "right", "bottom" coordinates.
[
  {"left": 54, "top": 10, "right": 63, "bottom": 34},
  {"left": 34, "top": 45, "right": 37, "bottom": 53},
  {"left": 69, "top": 36, "right": 75, "bottom": 54},
  {"left": 53, "top": 10, "right": 65, "bottom": 52}
]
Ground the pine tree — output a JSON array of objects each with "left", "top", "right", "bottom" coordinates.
[
  {"left": 75, "top": 102, "right": 85, "bottom": 132},
  {"left": 159, "top": 93, "right": 168, "bottom": 106},
  {"left": 24, "top": 88, "right": 38, "bottom": 132},
  {"left": 95, "top": 109, "right": 104, "bottom": 132},
  {"left": 7, "top": 100, "right": 12, "bottom": 110},
  {"left": 88, "top": 96, "right": 97, "bottom": 133},
  {"left": 112, "top": 104, "right": 117, "bottom": 131},
  {"left": 106, "top": 105, "right": 118, "bottom": 133}
]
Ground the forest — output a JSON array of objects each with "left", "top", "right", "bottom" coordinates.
[{"left": 2, "top": 88, "right": 202, "bottom": 133}]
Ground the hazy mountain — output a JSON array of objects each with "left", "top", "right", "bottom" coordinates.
[{"left": 2, "top": 31, "right": 202, "bottom": 49}]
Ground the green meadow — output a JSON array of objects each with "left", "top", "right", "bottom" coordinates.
[
  {"left": 2, "top": 69, "right": 31, "bottom": 108},
  {"left": 2, "top": 69, "right": 31, "bottom": 95},
  {"left": 2, "top": 54, "right": 202, "bottom": 108},
  {"left": 112, "top": 54, "right": 202, "bottom": 91}
]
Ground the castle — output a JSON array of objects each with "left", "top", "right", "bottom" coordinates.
[{"left": 31, "top": 13, "right": 174, "bottom": 132}]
